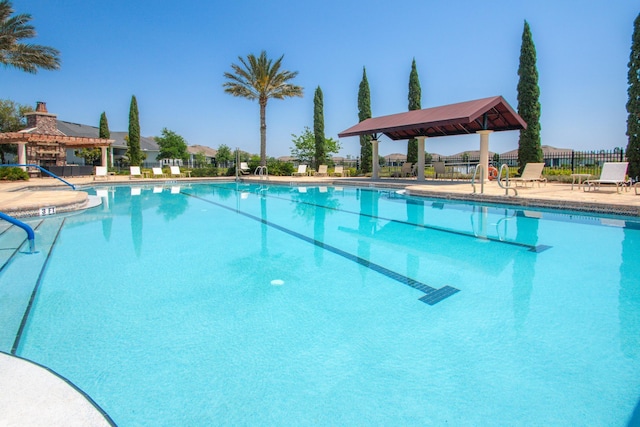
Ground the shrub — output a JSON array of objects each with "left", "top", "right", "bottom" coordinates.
[
  {"left": 190, "top": 167, "right": 220, "bottom": 177},
  {"left": 0, "top": 167, "right": 29, "bottom": 181}
]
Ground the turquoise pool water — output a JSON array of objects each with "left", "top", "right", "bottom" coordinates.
[{"left": 4, "top": 182, "right": 640, "bottom": 426}]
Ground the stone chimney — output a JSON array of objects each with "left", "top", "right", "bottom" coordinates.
[{"left": 24, "top": 101, "right": 63, "bottom": 135}]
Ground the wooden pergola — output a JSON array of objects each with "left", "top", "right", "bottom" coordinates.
[{"left": 338, "top": 96, "right": 526, "bottom": 182}]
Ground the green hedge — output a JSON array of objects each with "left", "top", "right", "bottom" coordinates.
[{"left": 0, "top": 167, "right": 29, "bottom": 181}]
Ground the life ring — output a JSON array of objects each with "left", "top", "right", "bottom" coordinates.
[{"left": 488, "top": 166, "right": 498, "bottom": 180}]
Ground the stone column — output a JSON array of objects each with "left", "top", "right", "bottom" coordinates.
[
  {"left": 416, "top": 136, "right": 426, "bottom": 182},
  {"left": 371, "top": 138, "right": 379, "bottom": 179},
  {"left": 477, "top": 130, "right": 493, "bottom": 182}
]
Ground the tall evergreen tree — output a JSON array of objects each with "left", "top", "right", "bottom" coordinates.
[
  {"left": 626, "top": 13, "right": 640, "bottom": 180},
  {"left": 358, "top": 67, "right": 372, "bottom": 173},
  {"left": 99, "top": 111, "right": 110, "bottom": 139},
  {"left": 98, "top": 111, "right": 111, "bottom": 167},
  {"left": 313, "top": 86, "right": 326, "bottom": 169},
  {"left": 407, "top": 58, "right": 422, "bottom": 164},
  {"left": 127, "top": 95, "right": 142, "bottom": 166},
  {"left": 516, "top": 20, "right": 543, "bottom": 173}
]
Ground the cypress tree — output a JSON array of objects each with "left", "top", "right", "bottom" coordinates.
[
  {"left": 626, "top": 13, "right": 640, "bottom": 180},
  {"left": 407, "top": 58, "right": 422, "bottom": 164},
  {"left": 516, "top": 20, "right": 543, "bottom": 173},
  {"left": 99, "top": 111, "right": 111, "bottom": 166},
  {"left": 99, "top": 111, "right": 110, "bottom": 139},
  {"left": 128, "top": 95, "right": 141, "bottom": 166},
  {"left": 358, "top": 67, "right": 372, "bottom": 173},
  {"left": 313, "top": 86, "right": 326, "bottom": 169}
]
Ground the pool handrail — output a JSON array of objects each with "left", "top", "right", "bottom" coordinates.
[
  {"left": 0, "top": 211, "right": 35, "bottom": 253},
  {"left": 0, "top": 164, "right": 76, "bottom": 190}
]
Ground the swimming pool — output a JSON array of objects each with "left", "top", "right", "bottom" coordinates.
[{"left": 2, "top": 182, "right": 639, "bottom": 426}]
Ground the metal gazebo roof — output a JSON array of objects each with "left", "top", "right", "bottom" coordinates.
[{"left": 338, "top": 95, "right": 526, "bottom": 140}]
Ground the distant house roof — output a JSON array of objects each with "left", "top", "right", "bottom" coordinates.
[
  {"left": 57, "top": 120, "right": 159, "bottom": 151},
  {"left": 339, "top": 96, "right": 526, "bottom": 141},
  {"left": 188, "top": 144, "right": 217, "bottom": 157},
  {"left": 500, "top": 145, "right": 573, "bottom": 157}
]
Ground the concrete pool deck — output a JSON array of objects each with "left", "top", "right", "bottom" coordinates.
[{"left": 1, "top": 173, "right": 640, "bottom": 425}]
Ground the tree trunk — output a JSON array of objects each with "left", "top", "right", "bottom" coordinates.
[{"left": 260, "top": 98, "right": 267, "bottom": 166}]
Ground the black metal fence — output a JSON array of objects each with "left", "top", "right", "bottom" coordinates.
[{"left": 429, "top": 148, "right": 627, "bottom": 176}]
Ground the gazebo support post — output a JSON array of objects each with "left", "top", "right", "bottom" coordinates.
[
  {"left": 101, "top": 147, "right": 108, "bottom": 168},
  {"left": 477, "top": 130, "right": 493, "bottom": 183},
  {"left": 17, "top": 142, "right": 27, "bottom": 171},
  {"left": 417, "top": 136, "right": 426, "bottom": 182},
  {"left": 371, "top": 138, "right": 379, "bottom": 179}
]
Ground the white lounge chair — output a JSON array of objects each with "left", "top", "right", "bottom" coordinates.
[
  {"left": 314, "top": 165, "right": 328, "bottom": 176},
  {"left": 170, "top": 166, "right": 185, "bottom": 178},
  {"left": 152, "top": 167, "right": 166, "bottom": 178},
  {"left": 433, "top": 162, "right": 457, "bottom": 180},
  {"left": 507, "top": 163, "right": 547, "bottom": 187},
  {"left": 584, "top": 162, "right": 629, "bottom": 193},
  {"left": 94, "top": 166, "right": 109, "bottom": 181},
  {"left": 239, "top": 162, "right": 251, "bottom": 175},
  {"left": 129, "top": 166, "right": 143, "bottom": 179},
  {"left": 332, "top": 165, "right": 345, "bottom": 177},
  {"left": 292, "top": 164, "right": 308, "bottom": 177}
]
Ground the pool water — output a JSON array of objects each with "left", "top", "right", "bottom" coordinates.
[{"left": 6, "top": 182, "right": 640, "bottom": 426}]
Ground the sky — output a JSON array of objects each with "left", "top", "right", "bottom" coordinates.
[{"left": 2, "top": 0, "right": 638, "bottom": 158}]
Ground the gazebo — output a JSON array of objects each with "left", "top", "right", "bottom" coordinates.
[
  {"left": 0, "top": 102, "right": 113, "bottom": 172},
  {"left": 338, "top": 96, "right": 526, "bottom": 182}
]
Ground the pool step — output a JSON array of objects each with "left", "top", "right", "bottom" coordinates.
[{"left": 0, "top": 217, "right": 64, "bottom": 353}]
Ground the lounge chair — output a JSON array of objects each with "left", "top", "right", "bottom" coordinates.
[
  {"left": 129, "top": 166, "right": 143, "bottom": 179},
  {"left": 292, "top": 164, "right": 308, "bottom": 177},
  {"left": 332, "top": 165, "right": 349, "bottom": 177},
  {"left": 507, "top": 163, "right": 546, "bottom": 187},
  {"left": 584, "top": 162, "right": 629, "bottom": 193},
  {"left": 94, "top": 166, "right": 109, "bottom": 181},
  {"left": 239, "top": 162, "right": 251, "bottom": 175},
  {"left": 392, "top": 162, "right": 414, "bottom": 177},
  {"left": 314, "top": 165, "right": 328, "bottom": 176},
  {"left": 170, "top": 166, "right": 186, "bottom": 178},
  {"left": 152, "top": 167, "right": 166, "bottom": 178}
]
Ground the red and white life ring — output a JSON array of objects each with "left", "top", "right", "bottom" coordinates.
[{"left": 488, "top": 166, "right": 499, "bottom": 180}]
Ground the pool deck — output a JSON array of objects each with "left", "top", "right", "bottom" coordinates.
[{"left": 1, "top": 173, "right": 640, "bottom": 426}]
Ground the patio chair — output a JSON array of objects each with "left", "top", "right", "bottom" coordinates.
[
  {"left": 129, "top": 166, "right": 143, "bottom": 179},
  {"left": 584, "top": 162, "right": 629, "bottom": 193},
  {"left": 433, "top": 162, "right": 455, "bottom": 180},
  {"left": 393, "top": 162, "right": 414, "bottom": 178},
  {"left": 332, "top": 165, "right": 349, "bottom": 177},
  {"left": 152, "top": 167, "right": 166, "bottom": 178},
  {"left": 292, "top": 164, "right": 308, "bottom": 177},
  {"left": 94, "top": 166, "right": 109, "bottom": 181},
  {"left": 314, "top": 165, "right": 328, "bottom": 176},
  {"left": 170, "top": 166, "right": 185, "bottom": 178},
  {"left": 507, "top": 163, "right": 546, "bottom": 187},
  {"left": 239, "top": 162, "right": 251, "bottom": 175}
]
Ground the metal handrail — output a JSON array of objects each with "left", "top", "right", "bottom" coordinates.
[
  {"left": 0, "top": 211, "right": 35, "bottom": 253},
  {"left": 497, "top": 164, "right": 518, "bottom": 196},
  {"left": 1, "top": 164, "right": 76, "bottom": 190},
  {"left": 471, "top": 164, "right": 485, "bottom": 194},
  {"left": 255, "top": 166, "right": 268, "bottom": 180}
]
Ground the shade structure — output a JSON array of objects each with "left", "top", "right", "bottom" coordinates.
[
  {"left": 338, "top": 96, "right": 526, "bottom": 140},
  {"left": 338, "top": 96, "right": 526, "bottom": 182}
]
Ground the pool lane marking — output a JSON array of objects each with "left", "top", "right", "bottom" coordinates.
[
  {"left": 11, "top": 218, "right": 66, "bottom": 355},
  {"left": 216, "top": 185, "right": 547, "bottom": 253},
  {"left": 185, "top": 192, "right": 459, "bottom": 306}
]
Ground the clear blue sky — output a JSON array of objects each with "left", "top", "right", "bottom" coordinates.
[{"left": 2, "top": 0, "right": 637, "bottom": 158}]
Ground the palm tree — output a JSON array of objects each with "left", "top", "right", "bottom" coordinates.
[
  {"left": 0, "top": 0, "right": 60, "bottom": 73},
  {"left": 223, "top": 51, "right": 303, "bottom": 166}
]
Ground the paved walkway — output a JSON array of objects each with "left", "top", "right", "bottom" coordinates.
[{"left": 1, "top": 173, "right": 639, "bottom": 426}]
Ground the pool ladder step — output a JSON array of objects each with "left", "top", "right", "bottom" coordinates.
[{"left": 0, "top": 217, "right": 65, "bottom": 353}]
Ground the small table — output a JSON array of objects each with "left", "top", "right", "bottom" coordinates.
[{"left": 570, "top": 173, "right": 591, "bottom": 190}]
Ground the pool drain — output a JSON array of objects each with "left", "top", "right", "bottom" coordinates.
[{"left": 270, "top": 279, "right": 284, "bottom": 286}]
